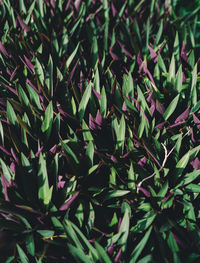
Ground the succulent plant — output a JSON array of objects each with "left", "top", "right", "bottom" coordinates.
[{"left": 0, "top": 0, "right": 200, "bottom": 262}]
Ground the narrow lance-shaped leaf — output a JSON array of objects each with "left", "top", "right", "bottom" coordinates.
[
  {"left": 78, "top": 82, "right": 92, "bottom": 121},
  {"left": 46, "top": 55, "right": 53, "bottom": 98},
  {"left": 7, "top": 101, "right": 18, "bottom": 126},
  {"left": 116, "top": 115, "right": 126, "bottom": 154},
  {"left": 38, "top": 154, "right": 53, "bottom": 207},
  {"left": 16, "top": 244, "right": 29, "bottom": 263},
  {"left": 0, "top": 158, "right": 13, "bottom": 182},
  {"left": 66, "top": 42, "right": 80, "bottom": 69},
  {"left": 163, "top": 94, "right": 180, "bottom": 120},
  {"left": 95, "top": 242, "right": 112, "bottom": 263},
  {"left": 129, "top": 226, "right": 152, "bottom": 263},
  {"left": 41, "top": 101, "right": 53, "bottom": 133},
  {"left": 26, "top": 83, "right": 43, "bottom": 110}
]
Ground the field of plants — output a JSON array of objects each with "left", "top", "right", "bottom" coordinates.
[{"left": 0, "top": 0, "right": 200, "bottom": 262}]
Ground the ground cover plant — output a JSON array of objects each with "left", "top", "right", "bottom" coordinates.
[{"left": 0, "top": 0, "right": 200, "bottom": 262}]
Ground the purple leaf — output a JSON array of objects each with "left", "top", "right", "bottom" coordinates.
[
  {"left": 1, "top": 174, "right": 10, "bottom": 201},
  {"left": 108, "top": 243, "right": 114, "bottom": 255},
  {"left": 143, "top": 144, "right": 161, "bottom": 168},
  {"left": 74, "top": 0, "right": 81, "bottom": 11},
  {"left": 137, "top": 52, "right": 143, "bottom": 67},
  {"left": 95, "top": 110, "right": 102, "bottom": 126},
  {"left": 17, "top": 16, "right": 29, "bottom": 33},
  {"left": 193, "top": 113, "right": 200, "bottom": 124},
  {"left": 175, "top": 107, "right": 190, "bottom": 123},
  {"left": 155, "top": 121, "right": 167, "bottom": 129},
  {"left": 109, "top": 47, "right": 119, "bottom": 60},
  {"left": 50, "top": 0, "right": 56, "bottom": 8},
  {"left": 190, "top": 157, "right": 200, "bottom": 170},
  {"left": 190, "top": 128, "right": 195, "bottom": 143},
  {"left": 136, "top": 184, "right": 150, "bottom": 197},
  {"left": 137, "top": 156, "right": 146, "bottom": 167},
  {"left": 166, "top": 121, "right": 186, "bottom": 130},
  {"left": 114, "top": 248, "right": 122, "bottom": 263},
  {"left": 11, "top": 148, "right": 18, "bottom": 162},
  {"left": 50, "top": 145, "right": 57, "bottom": 154},
  {"left": 148, "top": 45, "right": 158, "bottom": 63},
  {"left": 0, "top": 41, "right": 9, "bottom": 57},
  {"left": 10, "top": 162, "right": 15, "bottom": 173},
  {"left": 172, "top": 232, "right": 187, "bottom": 249},
  {"left": 156, "top": 100, "right": 165, "bottom": 115},
  {"left": 0, "top": 146, "right": 11, "bottom": 156},
  {"left": 122, "top": 101, "right": 127, "bottom": 111},
  {"left": 57, "top": 176, "right": 66, "bottom": 189},
  {"left": 24, "top": 55, "right": 34, "bottom": 72},
  {"left": 59, "top": 191, "right": 79, "bottom": 210},
  {"left": 2, "top": 83, "right": 17, "bottom": 95},
  {"left": 93, "top": 88, "right": 101, "bottom": 100},
  {"left": 181, "top": 41, "right": 188, "bottom": 62},
  {"left": 111, "top": 2, "right": 117, "bottom": 17},
  {"left": 10, "top": 67, "right": 18, "bottom": 81},
  {"left": 118, "top": 41, "right": 133, "bottom": 59}
]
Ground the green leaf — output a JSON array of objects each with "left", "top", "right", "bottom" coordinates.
[
  {"left": 176, "top": 151, "right": 190, "bottom": 169},
  {"left": 35, "top": 58, "right": 44, "bottom": 85},
  {"left": 0, "top": 158, "right": 13, "bottom": 182},
  {"left": 78, "top": 82, "right": 92, "bottom": 121},
  {"left": 118, "top": 203, "right": 130, "bottom": 251},
  {"left": 19, "top": 0, "right": 27, "bottom": 14},
  {"left": 167, "top": 54, "right": 175, "bottom": 83},
  {"left": 116, "top": 115, "right": 126, "bottom": 154},
  {"left": 26, "top": 83, "right": 42, "bottom": 110},
  {"left": 167, "top": 232, "right": 179, "bottom": 252},
  {"left": 38, "top": 154, "right": 53, "bottom": 207},
  {"left": 100, "top": 86, "right": 107, "bottom": 117},
  {"left": 68, "top": 244, "right": 94, "bottom": 263},
  {"left": 86, "top": 141, "right": 94, "bottom": 166},
  {"left": 155, "top": 19, "right": 163, "bottom": 45},
  {"left": 64, "top": 220, "right": 98, "bottom": 261},
  {"left": 7, "top": 101, "right": 18, "bottom": 126},
  {"left": 37, "top": 230, "right": 55, "bottom": 237},
  {"left": 104, "top": 190, "right": 130, "bottom": 201},
  {"left": 163, "top": 94, "right": 180, "bottom": 120},
  {"left": 41, "top": 101, "right": 53, "bottom": 133},
  {"left": 18, "top": 85, "right": 30, "bottom": 107},
  {"left": 158, "top": 181, "right": 169, "bottom": 198},
  {"left": 185, "top": 184, "right": 200, "bottom": 193},
  {"left": 61, "top": 140, "right": 79, "bottom": 164},
  {"left": 158, "top": 54, "right": 167, "bottom": 73},
  {"left": 177, "top": 170, "right": 200, "bottom": 186},
  {"left": 26, "top": 234, "right": 35, "bottom": 256},
  {"left": 82, "top": 119, "right": 93, "bottom": 141},
  {"left": 66, "top": 42, "right": 80, "bottom": 69},
  {"left": 16, "top": 244, "right": 29, "bottom": 263},
  {"left": 95, "top": 242, "right": 112, "bottom": 263},
  {"left": 46, "top": 55, "right": 53, "bottom": 98},
  {"left": 129, "top": 226, "right": 152, "bottom": 263},
  {"left": 38, "top": 0, "right": 44, "bottom": 17},
  {"left": 0, "top": 120, "right": 4, "bottom": 145},
  {"left": 175, "top": 65, "right": 183, "bottom": 93}
]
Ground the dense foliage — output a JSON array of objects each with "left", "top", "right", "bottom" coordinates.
[{"left": 0, "top": 0, "right": 200, "bottom": 262}]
